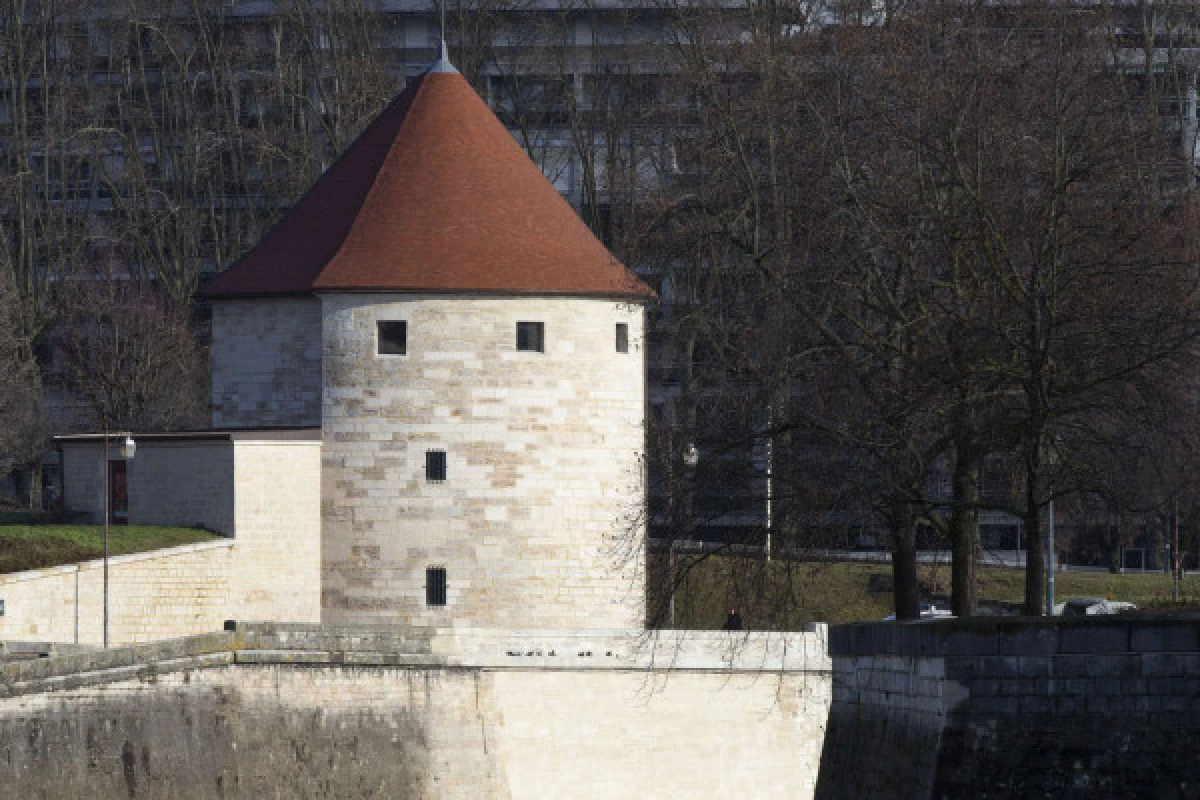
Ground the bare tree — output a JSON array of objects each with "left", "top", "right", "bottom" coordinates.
[
  {"left": 0, "top": 263, "right": 45, "bottom": 506},
  {"left": 820, "top": 1, "right": 1200, "bottom": 615},
  {"left": 55, "top": 270, "right": 204, "bottom": 432}
]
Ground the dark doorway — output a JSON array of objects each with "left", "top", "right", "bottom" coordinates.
[{"left": 109, "top": 460, "right": 128, "bottom": 525}]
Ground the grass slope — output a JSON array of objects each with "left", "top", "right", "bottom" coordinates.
[
  {"left": 662, "top": 557, "right": 1198, "bottom": 629},
  {"left": 0, "top": 525, "right": 224, "bottom": 574}
]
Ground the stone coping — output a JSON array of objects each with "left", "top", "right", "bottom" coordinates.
[
  {"left": 830, "top": 616, "right": 1200, "bottom": 658},
  {"left": 0, "top": 622, "right": 830, "bottom": 699},
  {"left": 0, "top": 539, "right": 235, "bottom": 585},
  {"left": 54, "top": 427, "right": 321, "bottom": 444}
]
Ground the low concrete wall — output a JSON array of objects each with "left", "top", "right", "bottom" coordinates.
[
  {"left": 0, "top": 623, "right": 831, "bottom": 800},
  {"left": 0, "top": 541, "right": 235, "bottom": 645},
  {"left": 816, "top": 616, "right": 1200, "bottom": 800}
]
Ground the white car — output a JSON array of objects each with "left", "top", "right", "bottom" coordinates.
[{"left": 1052, "top": 597, "right": 1137, "bottom": 616}]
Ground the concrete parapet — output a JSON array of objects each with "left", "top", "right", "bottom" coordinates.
[
  {"left": 224, "top": 621, "right": 830, "bottom": 672},
  {"left": 0, "top": 623, "right": 831, "bottom": 700}
]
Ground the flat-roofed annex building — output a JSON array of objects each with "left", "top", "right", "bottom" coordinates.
[{"left": 201, "top": 52, "right": 655, "bottom": 630}]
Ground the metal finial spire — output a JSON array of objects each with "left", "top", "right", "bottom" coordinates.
[{"left": 428, "top": 0, "right": 458, "bottom": 74}]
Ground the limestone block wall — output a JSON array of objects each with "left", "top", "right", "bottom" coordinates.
[
  {"left": 320, "top": 293, "right": 647, "bottom": 630},
  {"left": 0, "top": 625, "right": 832, "bottom": 799},
  {"left": 210, "top": 298, "right": 322, "bottom": 428},
  {"left": 229, "top": 440, "right": 322, "bottom": 623},
  {"left": 0, "top": 541, "right": 234, "bottom": 645}
]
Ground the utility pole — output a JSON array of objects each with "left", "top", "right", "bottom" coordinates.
[{"left": 103, "top": 420, "right": 110, "bottom": 649}]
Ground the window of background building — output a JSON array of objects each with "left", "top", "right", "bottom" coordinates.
[
  {"left": 377, "top": 320, "right": 407, "bottom": 355},
  {"left": 426, "top": 566, "right": 447, "bottom": 607},
  {"left": 516, "top": 321, "right": 544, "bottom": 352},
  {"left": 616, "top": 322, "right": 629, "bottom": 353},
  {"left": 426, "top": 449, "right": 447, "bottom": 482}
]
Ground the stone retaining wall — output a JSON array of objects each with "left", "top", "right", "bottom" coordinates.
[
  {"left": 0, "top": 623, "right": 832, "bottom": 800},
  {"left": 816, "top": 617, "right": 1200, "bottom": 800},
  {"left": 0, "top": 541, "right": 235, "bottom": 646}
]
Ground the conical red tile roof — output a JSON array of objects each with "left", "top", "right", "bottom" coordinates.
[{"left": 202, "top": 64, "right": 653, "bottom": 302}]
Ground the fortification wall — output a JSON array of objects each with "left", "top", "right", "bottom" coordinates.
[
  {"left": 0, "top": 624, "right": 831, "bottom": 799},
  {"left": 0, "top": 541, "right": 234, "bottom": 645},
  {"left": 211, "top": 298, "right": 323, "bottom": 428},
  {"left": 320, "top": 294, "right": 646, "bottom": 630},
  {"left": 816, "top": 617, "right": 1200, "bottom": 800},
  {"left": 44, "top": 436, "right": 322, "bottom": 645}
]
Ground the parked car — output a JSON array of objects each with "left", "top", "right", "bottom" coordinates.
[
  {"left": 884, "top": 602, "right": 955, "bottom": 621},
  {"left": 1052, "top": 596, "right": 1137, "bottom": 617}
]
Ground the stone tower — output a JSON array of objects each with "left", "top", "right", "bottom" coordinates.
[{"left": 203, "top": 55, "right": 653, "bottom": 630}]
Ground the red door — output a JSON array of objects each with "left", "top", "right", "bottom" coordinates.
[{"left": 109, "top": 460, "right": 128, "bottom": 525}]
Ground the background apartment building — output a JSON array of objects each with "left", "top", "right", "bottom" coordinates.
[{"left": 4, "top": 0, "right": 1200, "bottom": 578}]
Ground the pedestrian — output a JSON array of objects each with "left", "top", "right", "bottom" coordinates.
[{"left": 723, "top": 608, "right": 743, "bottom": 631}]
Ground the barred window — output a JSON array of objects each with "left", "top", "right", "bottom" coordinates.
[
  {"left": 426, "top": 566, "right": 447, "bottom": 607},
  {"left": 426, "top": 450, "right": 447, "bottom": 482}
]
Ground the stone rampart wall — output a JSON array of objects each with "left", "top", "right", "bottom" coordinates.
[
  {"left": 816, "top": 617, "right": 1200, "bottom": 800},
  {"left": 0, "top": 624, "right": 831, "bottom": 800},
  {"left": 0, "top": 541, "right": 234, "bottom": 645}
]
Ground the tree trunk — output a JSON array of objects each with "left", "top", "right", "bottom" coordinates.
[
  {"left": 1108, "top": 512, "right": 1123, "bottom": 574},
  {"left": 27, "top": 456, "right": 42, "bottom": 511},
  {"left": 891, "top": 506, "right": 920, "bottom": 620},
  {"left": 949, "top": 443, "right": 980, "bottom": 617},
  {"left": 1023, "top": 502, "right": 1045, "bottom": 616}
]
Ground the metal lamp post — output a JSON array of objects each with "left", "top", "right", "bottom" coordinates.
[
  {"left": 669, "top": 443, "right": 699, "bottom": 629},
  {"left": 102, "top": 425, "right": 136, "bottom": 649},
  {"left": 1044, "top": 439, "right": 1060, "bottom": 617},
  {"left": 1046, "top": 497, "right": 1055, "bottom": 617}
]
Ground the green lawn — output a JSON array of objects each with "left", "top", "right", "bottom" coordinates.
[
  {"left": 0, "top": 525, "right": 225, "bottom": 574},
  {"left": 657, "top": 556, "right": 1200, "bottom": 629}
]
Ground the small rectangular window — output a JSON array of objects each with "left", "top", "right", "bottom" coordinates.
[
  {"left": 615, "top": 322, "right": 629, "bottom": 353},
  {"left": 377, "top": 320, "right": 407, "bottom": 355},
  {"left": 426, "top": 449, "right": 447, "bottom": 482},
  {"left": 426, "top": 566, "right": 447, "bottom": 607},
  {"left": 516, "top": 321, "right": 544, "bottom": 353}
]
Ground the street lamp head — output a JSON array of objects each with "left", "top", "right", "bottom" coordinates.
[
  {"left": 682, "top": 443, "right": 699, "bottom": 469},
  {"left": 119, "top": 436, "right": 137, "bottom": 459}
]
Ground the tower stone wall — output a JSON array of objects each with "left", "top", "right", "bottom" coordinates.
[
  {"left": 210, "top": 298, "right": 322, "bottom": 428},
  {"left": 320, "top": 293, "right": 646, "bottom": 629}
]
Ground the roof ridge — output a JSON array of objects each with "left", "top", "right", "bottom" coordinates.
[{"left": 320, "top": 71, "right": 432, "bottom": 280}]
